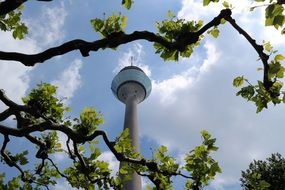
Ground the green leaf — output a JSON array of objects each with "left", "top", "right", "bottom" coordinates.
[
  {"left": 264, "top": 41, "right": 273, "bottom": 53},
  {"left": 274, "top": 54, "right": 285, "bottom": 62},
  {"left": 203, "top": 0, "right": 211, "bottom": 6},
  {"left": 274, "top": 15, "right": 285, "bottom": 29},
  {"left": 220, "top": 18, "right": 227, "bottom": 24},
  {"left": 236, "top": 86, "right": 255, "bottom": 100},
  {"left": 121, "top": 16, "right": 127, "bottom": 29},
  {"left": 79, "top": 145, "right": 85, "bottom": 153},
  {"left": 167, "top": 10, "right": 175, "bottom": 19},
  {"left": 201, "top": 130, "right": 210, "bottom": 140},
  {"left": 160, "top": 145, "right": 168, "bottom": 153},
  {"left": 122, "top": 0, "right": 132, "bottom": 9},
  {"left": 210, "top": 27, "right": 219, "bottom": 38},
  {"left": 203, "top": 0, "right": 219, "bottom": 6},
  {"left": 233, "top": 76, "right": 244, "bottom": 87},
  {"left": 161, "top": 50, "right": 179, "bottom": 61},
  {"left": 276, "top": 67, "right": 285, "bottom": 78},
  {"left": 222, "top": 1, "right": 230, "bottom": 8},
  {"left": 269, "top": 61, "right": 282, "bottom": 76},
  {"left": 119, "top": 168, "right": 128, "bottom": 175},
  {"left": 265, "top": 4, "right": 285, "bottom": 28}
]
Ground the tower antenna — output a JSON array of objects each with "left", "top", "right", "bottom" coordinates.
[{"left": 130, "top": 56, "right": 134, "bottom": 66}]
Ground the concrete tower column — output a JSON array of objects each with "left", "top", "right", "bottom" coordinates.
[
  {"left": 120, "top": 96, "right": 141, "bottom": 190},
  {"left": 111, "top": 66, "right": 152, "bottom": 190},
  {"left": 124, "top": 96, "right": 140, "bottom": 152}
]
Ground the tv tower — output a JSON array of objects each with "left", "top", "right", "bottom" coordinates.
[{"left": 111, "top": 59, "right": 151, "bottom": 190}]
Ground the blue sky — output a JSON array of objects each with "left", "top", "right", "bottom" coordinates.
[{"left": 1, "top": 0, "right": 285, "bottom": 189}]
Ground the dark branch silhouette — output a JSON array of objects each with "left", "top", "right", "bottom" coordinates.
[
  {"left": 0, "top": 0, "right": 53, "bottom": 16},
  {"left": 0, "top": 9, "right": 272, "bottom": 90}
]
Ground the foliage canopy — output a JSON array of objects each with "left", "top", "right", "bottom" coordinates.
[{"left": 241, "top": 153, "right": 285, "bottom": 190}]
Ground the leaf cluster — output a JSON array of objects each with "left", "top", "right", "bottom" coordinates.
[
  {"left": 233, "top": 50, "right": 285, "bottom": 113},
  {"left": 0, "top": 174, "right": 21, "bottom": 190},
  {"left": 22, "top": 83, "right": 70, "bottom": 123},
  {"left": 265, "top": 3, "right": 285, "bottom": 30},
  {"left": 184, "top": 130, "right": 221, "bottom": 189},
  {"left": 241, "top": 153, "right": 285, "bottom": 190},
  {"left": 73, "top": 107, "right": 104, "bottom": 136},
  {"left": 0, "top": 6, "right": 27, "bottom": 39},
  {"left": 90, "top": 13, "right": 127, "bottom": 38},
  {"left": 249, "top": 0, "right": 285, "bottom": 34},
  {"left": 154, "top": 16, "right": 204, "bottom": 61}
]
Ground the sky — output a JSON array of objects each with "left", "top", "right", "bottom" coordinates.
[{"left": 0, "top": 0, "right": 285, "bottom": 189}]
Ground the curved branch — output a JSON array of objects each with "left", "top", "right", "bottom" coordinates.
[
  {"left": 0, "top": 89, "right": 28, "bottom": 111},
  {"left": 0, "top": 134, "right": 25, "bottom": 179},
  {"left": 0, "top": 108, "right": 13, "bottom": 121},
  {"left": 224, "top": 15, "right": 271, "bottom": 89},
  {"left": 66, "top": 137, "right": 75, "bottom": 160},
  {"left": 0, "top": 8, "right": 272, "bottom": 89},
  {"left": 0, "top": 0, "right": 53, "bottom": 16},
  {"left": 0, "top": 122, "right": 184, "bottom": 178},
  {"left": 0, "top": 0, "right": 27, "bottom": 15},
  {"left": 25, "top": 134, "right": 46, "bottom": 147},
  {"left": 47, "top": 157, "right": 70, "bottom": 181},
  {"left": 72, "top": 141, "right": 88, "bottom": 171},
  {"left": 0, "top": 9, "right": 232, "bottom": 67}
]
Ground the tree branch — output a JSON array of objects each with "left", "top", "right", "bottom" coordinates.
[
  {"left": 0, "top": 108, "right": 13, "bottom": 121},
  {"left": 0, "top": 0, "right": 53, "bottom": 16},
  {"left": 224, "top": 14, "right": 271, "bottom": 89},
  {"left": 0, "top": 9, "right": 232, "bottom": 67},
  {"left": 0, "top": 0, "right": 27, "bottom": 15},
  {"left": 72, "top": 141, "right": 88, "bottom": 171},
  {"left": 0, "top": 134, "right": 25, "bottom": 179},
  {"left": 66, "top": 137, "right": 75, "bottom": 160},
  {"left": 47, "top": 157, "right": 70, "bottom": 181}
]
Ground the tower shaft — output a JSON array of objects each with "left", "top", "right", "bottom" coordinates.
[
  {"left": 120, "top": 96, "right": 142, "bottom": 190},
  {"left": 111, "top": 66, "right": 151, "bottom": 190}
]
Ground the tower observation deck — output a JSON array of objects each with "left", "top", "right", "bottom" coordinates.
[{"left": 111, "top": 66, "right": 152, "bottom": 190}]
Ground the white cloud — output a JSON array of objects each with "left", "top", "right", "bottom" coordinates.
[
  {"left": 178, "top": 0, "right": 221, "bottom": 21},
  {"left": 178, "top": 0, "right": 253, "bottom": 21},
  {"left": 0, "top": 1, "right": 68, "bottom": 105},
  {"left": 114, "top": 43, "right": 151, "bottom": 76},
  {"left": 51, "top": 59, "right": 83, "bottom": 162},
  {"left": 46, "top": 58, "right": 83, "bottom": 162},
  {"left": 262, "top": 27, "right": 285, "bottom": 46},
  {"left": 178, "top": 0, "right": 280, "bottom": 48},
  {"left": 0, "top": 32, "right": 38, "bottom": 104},
  {"left": 51, "top": 59, "right": 83, "bottom": 104},
  {"left": 151, "top": 41, "right": 220, "bottom": 105},
  {"left": 25, "top": 2, "right": 68, "bottom": 47},
  {"left": 209, "top": 174, "right": 237, "bottom": 190}
]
